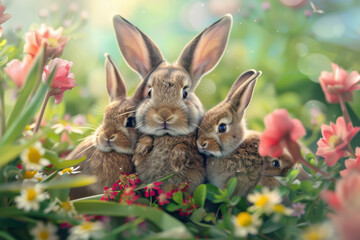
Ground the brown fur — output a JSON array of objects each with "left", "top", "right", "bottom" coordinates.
[
  {"left": 67, "top": 54, "right": 147, "bottom": 200},
  {"left": 113, "top": 15, "right": 233, "bottom": 192}
]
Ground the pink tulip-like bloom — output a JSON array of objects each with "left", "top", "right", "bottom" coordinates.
[
  {"left": 322, "top": 173, "right": 360, "bottom": 240},
  {"left": 0, "top": 1, "right": 10, "bottom": 37},
  {"left": 24, "top": 24, "right": 69, "bottom": 60},
  {"left": 280, "top": 0, "right": 307, "bottom": 8},
  {"left": 316, "top": 117, "right": 360, "bottom": 167},
  {"left": 340, "top": 148, "right": 360, "bottom": 177},
  {"left": 259, "top": 109, "right": 306, "bottom": 158},
  {"left": 319, "top": 63, "right": 360, "bottom": 103},
  {"left": 42, "top": 58, "right": 76, "bottom": 104},
  {"left": 4, "top": 55, "right": 33, "bottom": 88}
]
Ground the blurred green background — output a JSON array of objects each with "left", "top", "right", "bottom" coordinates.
[{"left": 3, "top": 0, "right": 360, "bottom": 145}]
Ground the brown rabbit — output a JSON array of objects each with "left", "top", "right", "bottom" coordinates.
[
  {"left": 197, "top": 70, "right": 262, "bottom": 196},
  {"left": 112, "top": 14, "right": 233, "bottom": 192},
  {"left": 67, "top": 54, "right": 147, "bottom": 199}
]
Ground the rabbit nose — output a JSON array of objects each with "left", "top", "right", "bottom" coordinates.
[{"left": 154, "top": 108, "right": 175, "bottom": 123}]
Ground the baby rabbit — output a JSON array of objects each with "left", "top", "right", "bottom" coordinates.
[
  {"left": 112, "top": 14, "right": 233, "bottom": 191},
  {"left": 197, "top": 70, "right": 262, "bottom": 196},
  {"left": 67, "top": 54, "right": 147, "bottom": 199}
]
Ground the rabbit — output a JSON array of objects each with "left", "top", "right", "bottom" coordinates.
[
  {"left": 67, "top": 54, "right": 148, "bottom": 199},
  {"left": 197, "top": 70, "right": 263, "bottom": 196},
  {"left": 112, "top": 14, "right": 233, "bottom": 192}
]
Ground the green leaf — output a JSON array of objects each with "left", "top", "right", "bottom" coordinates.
[
  {"left": 42, "top": 175, "right": 97, "bottom": 190},
  {"left": 0, "top": 132, "right": 46, "bottom": 169},
  {"left": 229, "top": 195, "right": 241, "bottom": 206},
  {"left": 44, "top": 150, "right": 86, "bottom": 169},
  {"left": 189, "top": 207, "right": 207, "bottom": 224},
  {"left": 73, "top": 200, "right": 191, "bottom": 235},
  {"left": 205, "top": 183, "right": 222, "bottom": 203},
  {"left": 193, "top": 184, "right": 206, "bottom": 208},
  {"left": 226, "top": 177, "right": 237, "bottom": 197},
  {"left": 6, "top": 46, "right": 45, "bottom": 129},
  {"left": 261, "top": 220, "right": 283, "bottom": 234},
  {"left": 287, "top": 169, "right": 299, "bottom": 184},
  {"left": 0, "top": 71, "right": 53, "bottom": 146},
  {"left": 0, "top": 231, "right": 16, "bottom": 240},
  {"left": 172, "top": 191, "right": 183, "bottom": 205},
  {"left": 165, "top": 203, "right": 181, "bottom": 212}
]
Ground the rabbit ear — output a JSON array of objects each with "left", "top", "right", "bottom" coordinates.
[
  {"left": 105, "top": 54, "right": 127, "bottom": 101},
  {"left": 113, "top": 15, "right": 164, "bottom": 78},
  {"left": 226, "top": 70, "right": 261, "bottom": 119},
  {"left": 177, "top": 14, "right": 232, "bottom": 90}
]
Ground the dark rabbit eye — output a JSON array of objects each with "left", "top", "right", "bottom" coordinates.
[
  {"left": 125, "top": 117, "right": 136, "bottom": 128},
  {"left": 272, "top": 160, "right": 280, "bottom": 168},
  {"left": 148, "top": 88, "right": 152, "bottom": 98},
  {"left": 218, "top": 123, "right": 226, "bottom": 133},
  {"left": 183, "top": 88, "right": 188, "bottom": 98}
]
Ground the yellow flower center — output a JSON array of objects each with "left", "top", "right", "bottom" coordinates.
[
  {"left": 26, "top": 189, "right": 36, "bottom": 201},
  {"left": 80, "top": 222, "right": 93, "bottom": 231},
  {"left": 24, "top": 170, "right": 38, "bottom": 179},
  {"left": 61, "top": 201, "right": 72, "bottom": 211},
  {"left": 48, "top": 38, "right": 58, "bottom": 48},
  {"left": 303, "top": 232, "right": 323, "bottom": 240},
  {"left": 61, "top": 168, "right": 72, "bottom": 174},
  {"left": 255, "top": 195, "right": 269, "bottom": 207},
  {"left": 37, "top": 177, "right": 42, "bottom": 181},
  {"left": 328, "top": 135, "right": 341, "bottom": 148},
  {"left": 273, "top": 204, "right": 285, "bottom": 213},
  {"left": 39, "top": 230, "right": 49, "bottom": 240},
  {"left": 25, "top": 125, "right": 32, "bottom": 131},
  {"left": 237, "top": 212, "right": 252, "bottom": 227},
  {"left": 27, "top": 147, "right": 42, "bottom": 164}
]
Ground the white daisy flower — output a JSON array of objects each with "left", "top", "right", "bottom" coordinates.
[
  {"left": 23, "top": 170, "right": 46, "bottom": 183},
  {"left": 302, "top": 222, "right": 335, "bottom": 240},
  {"left": 52, "top": 123, "right": 83, "bottom": 135},
  {"left": 247, "top": 187, "right": 282, "bottom": 214},
  {"left": 232, "top": 212, "right": 262, "bottom": 237},
  {"left": 14, "top": 184, "right": 48, "bottom": 212},
  {"left": 21, "top": 142, "right": 50, "bottom": 171},
  {"left": 58, "top": 166, "right": 81, "bottom": 175},
  {"left": 272, "top": 203, "right": 293, "bottom": 222},
  {"left": 30, "top": 221, "right": 59, "bottom": 240},
  {"left": 53, "top": 198, "right": 77, "bottom": 217},
  {"left": 68, "top": 221, "right": 103, "bottom": 240}
]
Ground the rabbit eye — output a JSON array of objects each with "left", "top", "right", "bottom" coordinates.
[
  {"left": 148, "top": 88, "right": 152, "bottom": 98},
  {"left": 183, "top": 88, "right": 188, "bottom": 99},
  {"left": 125, "top": 117, "right": 136, "bottom": 128},
  {"left": 218, "top": 123, "right": 226, "bottom": 133},
  {"left": 272, "top": 160, "right": 280, "bottom": 168}
]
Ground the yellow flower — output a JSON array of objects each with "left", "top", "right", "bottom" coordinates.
[
  {"left": 14, "top": 184, "right": 48, "bottom": 212},
  {"left": 21, "top": 142, "right": 50, "bottom": 171},
  {"left": 58, "top": 166, "right": 81, "bottom": 175},
  {"left": 68, "top": 221, "right": 103, "bottom": 240},
  {"left": 232, "top": 212, "right": 262, "bottom": 237},
  {"left": 30, "top": 221, "right": 58, "bottom": 240},
  {"left": 248, "top": 187, "right": 282, "bottom": 214}
]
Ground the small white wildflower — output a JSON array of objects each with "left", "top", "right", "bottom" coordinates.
[
  {"left": 30, "top": 221, "right": 59, "bottom": 240},
  {"left": 14, "top": 184, "right": 48, "bottom": 212},
  {"left": 53, "top": 198, "right": 77, "bottom": 217},
  {"left": 232, "top": 212, "right": 262, "bottom": 237},
  {"left": 52, "top": 123, "right": 83, "bottom": 135},
  {"left": 21, "top": 142, "right": 50, "bottom": 171},
  {"left": 68, "top": 221, "right": 103, "bottom": 240},
  {"left": 247, "top": 187, "right": 282, "bottom": 215},
  {"left": 58, "top": 166, "right": 81, "bottom": 175}
]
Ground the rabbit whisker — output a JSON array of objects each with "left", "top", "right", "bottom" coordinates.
[
  {"left": 115, "top": 110, "right": 137, "bottom": 119},
  {"left": 189, "top": 122, "right": 205, "bottom": 134}
]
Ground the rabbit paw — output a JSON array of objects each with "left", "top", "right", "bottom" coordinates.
[
  {"left": 133, "top": 136, "right": 153, "bottom": 166},
  {"left": 170, "top": 143, "right": 190, "bottom": 172}
]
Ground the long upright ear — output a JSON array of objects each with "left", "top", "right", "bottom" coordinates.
[
  {"left": 177, "top": 14, "right": 232, "bottom": 90},
  {"left": 226, "top": 70, "right": 262, "bottom": 119},
  {"left": 105, "top": 54, "right": 127, "bottom": 102},
  {"left": 113, "top": 15, "right": 165, "bottom": 78}
]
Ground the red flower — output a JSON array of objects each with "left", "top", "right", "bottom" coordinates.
[
  {"left": 178, "top": 195, "right": 198, "bottom": 216},
  {"left": 316, "top": 117, "right": 360, "bottom": 167},
  {"left": 24, "top": 24, "right": 68, "bottom": 60},
  {"left": 42, "top": 58, "right": 76, "bottom": 104},
  {"left": 340, "top": 148, "right": 360, "bottom": 177},
  {"left": 144, "top": 182, "right": 162, "bottom": 198},
  {"left": 156, "top": 190, "right": 172, "bottom": 206},
  {"left": 259, "top": 109, "right": 306, "bottom": 158},
  {"left": 176, "top": 182, "right": 190, "bottom": 192},
  {"left": 120, "top": 186, "right": 140, "bottom": 205},
  {"left": 101, "top": 186, "right": 118, "bottom": 201},
  {"left": 319, "top": 63, "right": 360, "bottom": 103},
  {"left": 4, "top": 55, "right": 33, "bottom": 88}
]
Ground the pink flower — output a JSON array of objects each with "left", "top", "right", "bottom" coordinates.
[
  {"left": 156, "top": 190, "right": 172, "bottom": 206},
  {"left": 304, "top": 9, "right": 312, "bottom": 17},
  {"left": 4, "top": 55, "right": 33, "bottom": 88},
  {"left": 42, "top": 58, "right": 76, "bottom": 104},
  {"left": 24, "top": 24, "right": 68, "bottom": 60},
  {"left": 0, "top": 1, "right": 10, "bottom": 37},
  {"left": 176, "top": 182, "right": 190, "bottom": 192},
  {"left": 340, "top": 148, "right": 360, "bottom": 177},
  {"left": 292, "top": 202, "right": 306, "bottom": 218},
  {"left": 319, "top": 63, "right": 360, "bottom": 103},
  {"left": 279, "top": 0, "right": 307, "bottom": 8},
  {"left": 120, "top": 186, "right": 140, "bottom": 205},
  {"left": 259, "top": 109, "right": 306, "bottom": 158},
  {"left": 262, "top": 2, "right": 271, "bottom": 11},
  {"left": 316, "top": 117, "right": 360, "bottom": 167},
  {"left": 101, "top": 186, "right": 118, "bottom": 201},
  {"left": 178, "top": 195, "right": 198, "bottom": 216},
  {"left": 322, "top": 173, "right": 360, "bottom": 240},
  {"left": 144, "top": 182, "right": 162, "bottom": 198}
]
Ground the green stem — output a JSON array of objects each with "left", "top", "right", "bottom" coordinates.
[
  {"left": 339, "top": 95, "right": 352, "bottom": 125},
  {"left": 33, "top": 90, "right": 51, "bottom": 133},
  {"left": 0, "top": 76, "right": 5, "bottom": 138},
  {"left": 105, "top": 218, "right": 144, "bottom": 238}
]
